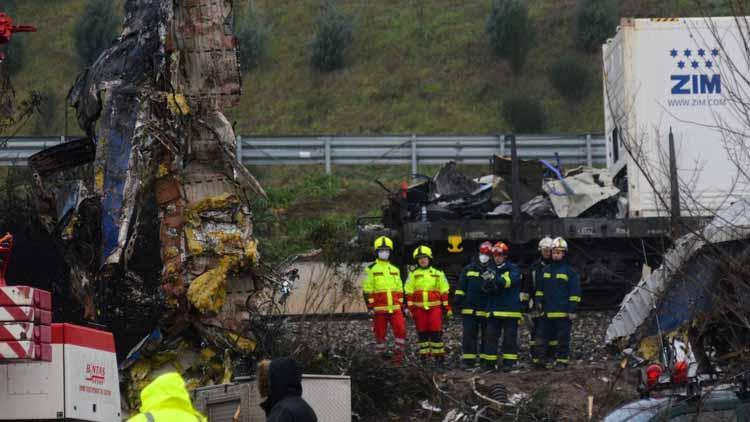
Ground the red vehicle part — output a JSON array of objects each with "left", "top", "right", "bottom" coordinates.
[
  {"left": 0, "top": 13, "right": 36, "bottom": 61},
  {"left": 0, "top": 13, "right": 36, "bottom": 44},
  {"left": 646, "top": 363, "right": 663, "bottom": 387},
  {"left": 671, "top": 360, "right": 689, "bottom": 384}
]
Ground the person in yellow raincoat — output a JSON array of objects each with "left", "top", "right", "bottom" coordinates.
[{"left": 127, "top": 372, "right": 207, "bottom": 422}]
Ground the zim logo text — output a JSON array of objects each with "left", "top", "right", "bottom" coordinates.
[
  {"left": 668, "top": 47, "right": 721, "bottom": 95},
  {"left": 671, "top": 74, "right": 721, "bottom": 95}
]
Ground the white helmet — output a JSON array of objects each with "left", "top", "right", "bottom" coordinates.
[
  {"left": 538, "top": 236, "right": 553, "bottom": 250},
  {"left": 551, "top": 237, "right": 568, "bottom": 251}
]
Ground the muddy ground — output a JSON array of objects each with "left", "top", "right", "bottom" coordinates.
[{"left": 279, "top": 311, "right": 640, "bottom": 421}]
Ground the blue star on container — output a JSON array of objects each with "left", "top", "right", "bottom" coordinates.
[
  {"left": 677, "top": 60, "right": 686, "bottom": 69},
  {"left": 670, "top": 49, "right": 678, "bottom": 57},
  {"left": 691, "top": 60, "right": 699, "bottom": 69},
  {"left": 711, "top": 48, "right": 719, "bottom": 56},
  {"left": 698, "top": 48, "right": 706, "bottom": 57},
  {"left": 705, "top": 60, "right": 713, "bottom": 68},
  {"left": 684, "top": 48, "right": 692, "bottom": 57}
]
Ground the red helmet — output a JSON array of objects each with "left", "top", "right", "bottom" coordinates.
[
  {"left": 492, "top": 242, "right": 509, "bottom": 256},
  {"left": 479, "top": 241, "right": 493, "bottom": 255}
]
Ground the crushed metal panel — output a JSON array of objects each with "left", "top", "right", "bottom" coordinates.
[
  {"left": 544, "top": 168, "right": 620, "bottom": 218},
  {"left": 492, "top": 154, "right": 543, "bottom": 204},
  {"left": 432, "top": 161, "right": 481, "bottom": 199},
  {"left": 606, "top": 198, "right": 750, "bottom": 345}
]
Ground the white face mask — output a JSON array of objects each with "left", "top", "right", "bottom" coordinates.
[
  {"left": 377, "top": 250, "right": 391, "bottom": 260},
  {"left": 478, "top": 254, "right": 490, "bottom": 264}
]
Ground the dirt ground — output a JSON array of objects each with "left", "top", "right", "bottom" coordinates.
[
  {"left": 433, "top": 361, "right": 638, "bottom": 421},
  {"left": 284, "top": 312, "right": 641, "bottom": 421}
]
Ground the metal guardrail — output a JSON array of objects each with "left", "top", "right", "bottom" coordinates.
[
  {"left": 237, "top": 134, "right": 605, "bottom": 174},
  {"left": 1, "top": 134, "right": 605, "bottom": 173}
]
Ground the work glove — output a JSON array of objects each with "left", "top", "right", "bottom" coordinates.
[
  {"left": 403, "top": 307, "right": 411, "bottom": 318},
  {"left": 568, "top": 313, "right": 577, "bottom": 320},
  {"left": 445, "top": 309, "right": 454, "bottom": 319}
]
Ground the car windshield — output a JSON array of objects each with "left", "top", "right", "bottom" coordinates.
[{"left": 605, "top": 390, "right": 745, "bottom": 422}]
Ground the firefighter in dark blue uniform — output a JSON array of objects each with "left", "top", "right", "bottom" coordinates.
[
  {"left": 532, "top": 237, "right": 582, "bottom": 369},
  {"left": 483, "top": 242, "right": 522, "bottom": 372},
  {"left": 454, "top": 241, "right": 494, "bottom": 370},
  {"left": 525, "top": 236, "right": 556, "bottom": 364}
]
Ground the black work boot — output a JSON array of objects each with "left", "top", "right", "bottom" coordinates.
[
  {"left": 461, "top": 360, "right": 477, "bottom": 371},
  {"left": 554, "top": 360, "right": 569, "bottom": 370}
]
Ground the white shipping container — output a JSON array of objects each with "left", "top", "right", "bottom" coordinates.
[{"left": 603, "top": 17, "right": 750, "bottom": 217}]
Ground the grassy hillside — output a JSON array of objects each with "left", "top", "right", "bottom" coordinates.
[
  {"left": 4, "top": 0, "right": 732, "bottom": 259},
  {"left": 233, "top": 0, "right": 605, "bottom": 134},
  {"left": 6, "top": 0, "right": 724, "bottom": 137}
]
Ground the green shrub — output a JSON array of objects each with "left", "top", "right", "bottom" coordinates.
[
  {"left": 310, "top": 1, "right": 354, "bottom": 72},
  {"left": 235, "top": 5, "right": 269, "bottom": 72},
  {"left": 486, "top": 0, "right": 534, "bottom": 73},
  {"left": 575, "top": 0, "right": 617, "bottom": 53},
  {"left": 548, "top": 56, "right": 590, "bottom": 102},
  {"left": 74, "top": 0, "right": 120, "bottom": 67},
  {"left": 502, "top": 94, "right": 545, "bottom": 133}
]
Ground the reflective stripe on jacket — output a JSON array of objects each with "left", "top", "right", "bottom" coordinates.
[
  {"left": 455, "top": 261, "right": 495, "bottom": 316},
  {"left": 362, "top": 260, "right": 404, "bottom": 313},
  {"left": 522, "top": 258, "right": 546, "bottom": 305},
  {"left": 404, "top": 266, "right": 451, "bottom": 312},
  {"left": 485, "top": 261, "right": 523, "bottom": 318},
  {"left": 534, "top": 260, "right": 581, "bottom": 318}
]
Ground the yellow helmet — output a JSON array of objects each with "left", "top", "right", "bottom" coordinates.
[
  {"left": 412, "top": 245, "right": 433, "bottom": 260},
  {"left": 551, "top": 237, "right": 568, "bottom": 251},
  {"left": 373, "top": 236, "right": 394, "bottom": 251}
]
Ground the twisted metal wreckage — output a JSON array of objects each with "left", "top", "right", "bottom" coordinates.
[{"left": 26, "top": 0, "right": 278, "bottom": 407}]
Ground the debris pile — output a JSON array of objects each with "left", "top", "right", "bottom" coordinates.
[
  {"left": 22, "top": 0, "right": 277, "bottom": 412},
  {"left": 607, "top": 198, "right": 750, "bottom": 373},
  {"left": 385, "top": 158, "right": 623, "bottom": 226}
]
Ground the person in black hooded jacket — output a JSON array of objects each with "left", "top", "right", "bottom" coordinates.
[{"left": 258, "top": 357, "right": 318, "bottom": 422}]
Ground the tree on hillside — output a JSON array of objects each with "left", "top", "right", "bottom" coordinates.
[
  {"left": 502, "top": 94, "right": 545, "bottom": 133},
  {"left": 486, "top": 0, "right": 535, "bottom": 74},
  {"left": 549, "top": 55, "right": 590, "bottom": 102},
  {"left": 235, "top": 3, "right": 270, "bottom": 72},
  {"left": 575, "top": 0, "right": 617, "bottom": 53},
  {"left": 310, "top": 0, "right": 353, "bottom": 72},
  {"left": 74, "top": 0, "right": 120, "bottom": 67}
]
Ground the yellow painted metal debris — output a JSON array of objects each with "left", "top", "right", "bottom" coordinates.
[
  {"left": 227, "top": 332, "right": 256, "bottom": 352},
  {"left": 187, "top": 256, "right": 235, "bottom": 313},
  {"left": 637, "top": 335, "right": 660, "bottom": 361},
  {"left": 185, "top": 227, "right": 204, "bottom": 255},
  {"left": 167, "top": 93, "right": 191, "bottom": 115}
]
